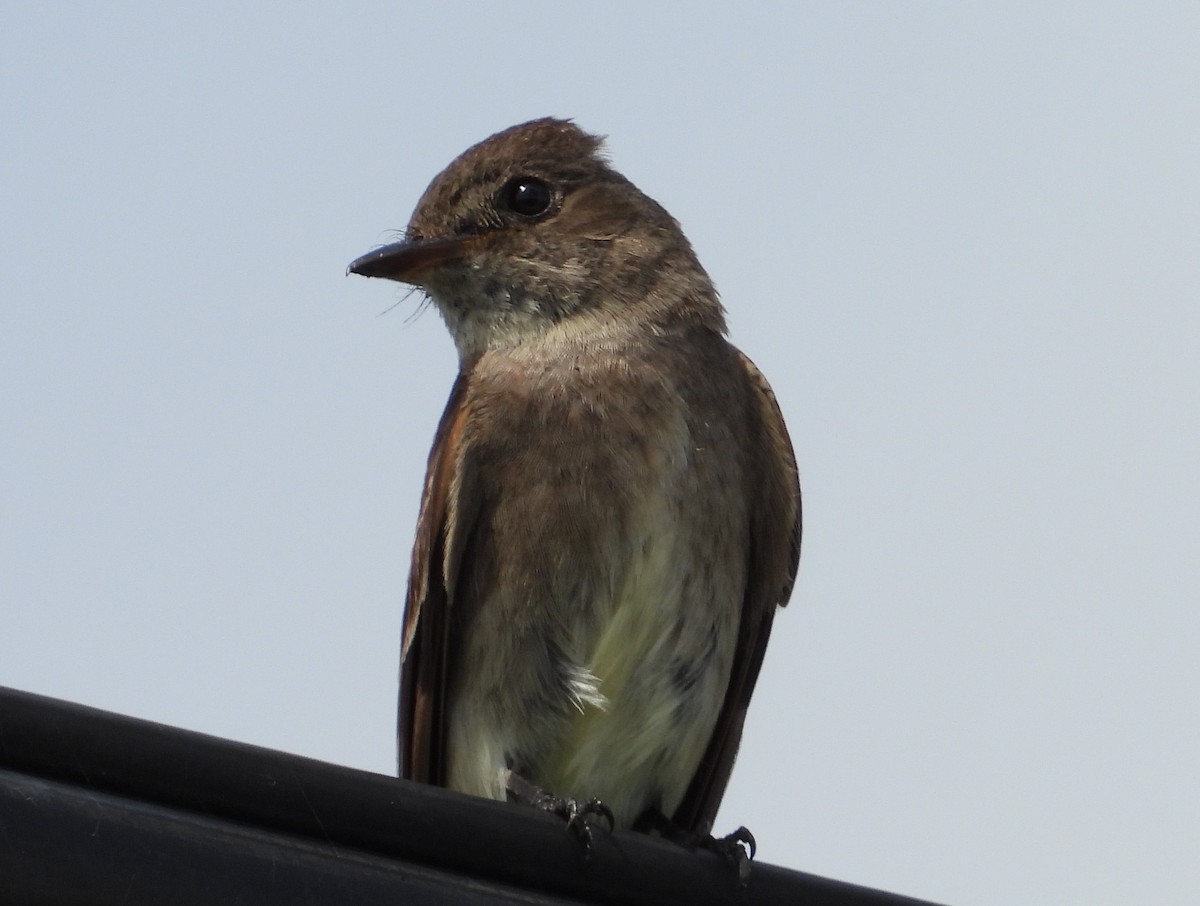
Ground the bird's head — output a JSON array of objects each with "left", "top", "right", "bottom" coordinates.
[{"left": 349, "top": 118, "right": 722, "bottom": 362}]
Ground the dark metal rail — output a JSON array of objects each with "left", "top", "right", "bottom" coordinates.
[{"left": 0, "top": 686, "right": 946, "bottom": 904}]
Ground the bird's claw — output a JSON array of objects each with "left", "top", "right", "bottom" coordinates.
[
  {"left": 704, "top": 825, "right": 757, "bottom": 883},
  {"left": 555, "top": 796, "right": 615, "bottom": 847},
  {"left": 504, "top": 769, "right": 613, "bottom": 850}
]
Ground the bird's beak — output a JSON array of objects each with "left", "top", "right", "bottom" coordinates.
[{"left": 347, "top": 235, "right": 480, "bottom": 284}]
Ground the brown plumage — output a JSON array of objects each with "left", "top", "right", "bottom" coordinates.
[{"left": 350, "top": 118, "right": 800, "bottom": 836}]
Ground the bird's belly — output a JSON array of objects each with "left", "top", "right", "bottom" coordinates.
[
  {"left": 446, "top": 490, "right": 744, "bottom": 829},
  {"left": 443, "top": 360, "right": 751, "bottom": 827},
  {"left": 538, "top": 537, "right": 741, "bottom": 827}
]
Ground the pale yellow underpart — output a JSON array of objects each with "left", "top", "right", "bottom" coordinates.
[{"left": 535, "top": 506, "right": 729, "bottom": 827}]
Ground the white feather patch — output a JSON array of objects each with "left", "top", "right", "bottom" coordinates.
[{"left": 566, "top": 664, "right": 609, "bottom": 713}]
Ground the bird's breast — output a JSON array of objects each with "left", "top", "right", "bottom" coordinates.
[{"left": 444, "top": 342, "right": 749, "bottom": 824}]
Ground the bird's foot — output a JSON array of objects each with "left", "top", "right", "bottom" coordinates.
[
  {"left": 504, "top": 769, "right": 614, "bottom": 848},
  {"left": 701, "top": 825, "right": 756, "bottom": 883},
  {"left": 634, "top": 808, "right": 757, "bottom": 882}
]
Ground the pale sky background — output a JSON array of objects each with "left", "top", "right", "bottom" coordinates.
[{"left": 3, "top": 4, "right": 1197, "bottom": 904}]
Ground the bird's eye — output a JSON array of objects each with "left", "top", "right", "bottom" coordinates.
[{"left": 502, "top": 177, "right": 554, "bottom": 217}]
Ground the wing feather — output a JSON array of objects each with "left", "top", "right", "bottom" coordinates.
[
  {"left": 672, "top": 351, "right": 802, "bottom": 834},
  {"left": 398, "top": 371, "right": 477, "bottom": 783}
]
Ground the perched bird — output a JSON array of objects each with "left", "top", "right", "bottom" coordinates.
[{"left": 348, "top": 118, "right": 800, "bottom": 845}]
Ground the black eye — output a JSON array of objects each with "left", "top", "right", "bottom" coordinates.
[{"left": 502, "top": 177, "right": 553, "bottom": 217}]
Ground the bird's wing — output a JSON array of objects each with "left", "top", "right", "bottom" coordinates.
[
  {"left": 672, "top": 350, "right": 802, "bottom": 834},
  {"left": 398, "top": 370, "right": 479, "bottom": 783}
]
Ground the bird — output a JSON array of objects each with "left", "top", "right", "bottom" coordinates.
[{"left": 348, "top": 118, "right": 800, "bottom": 848}]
